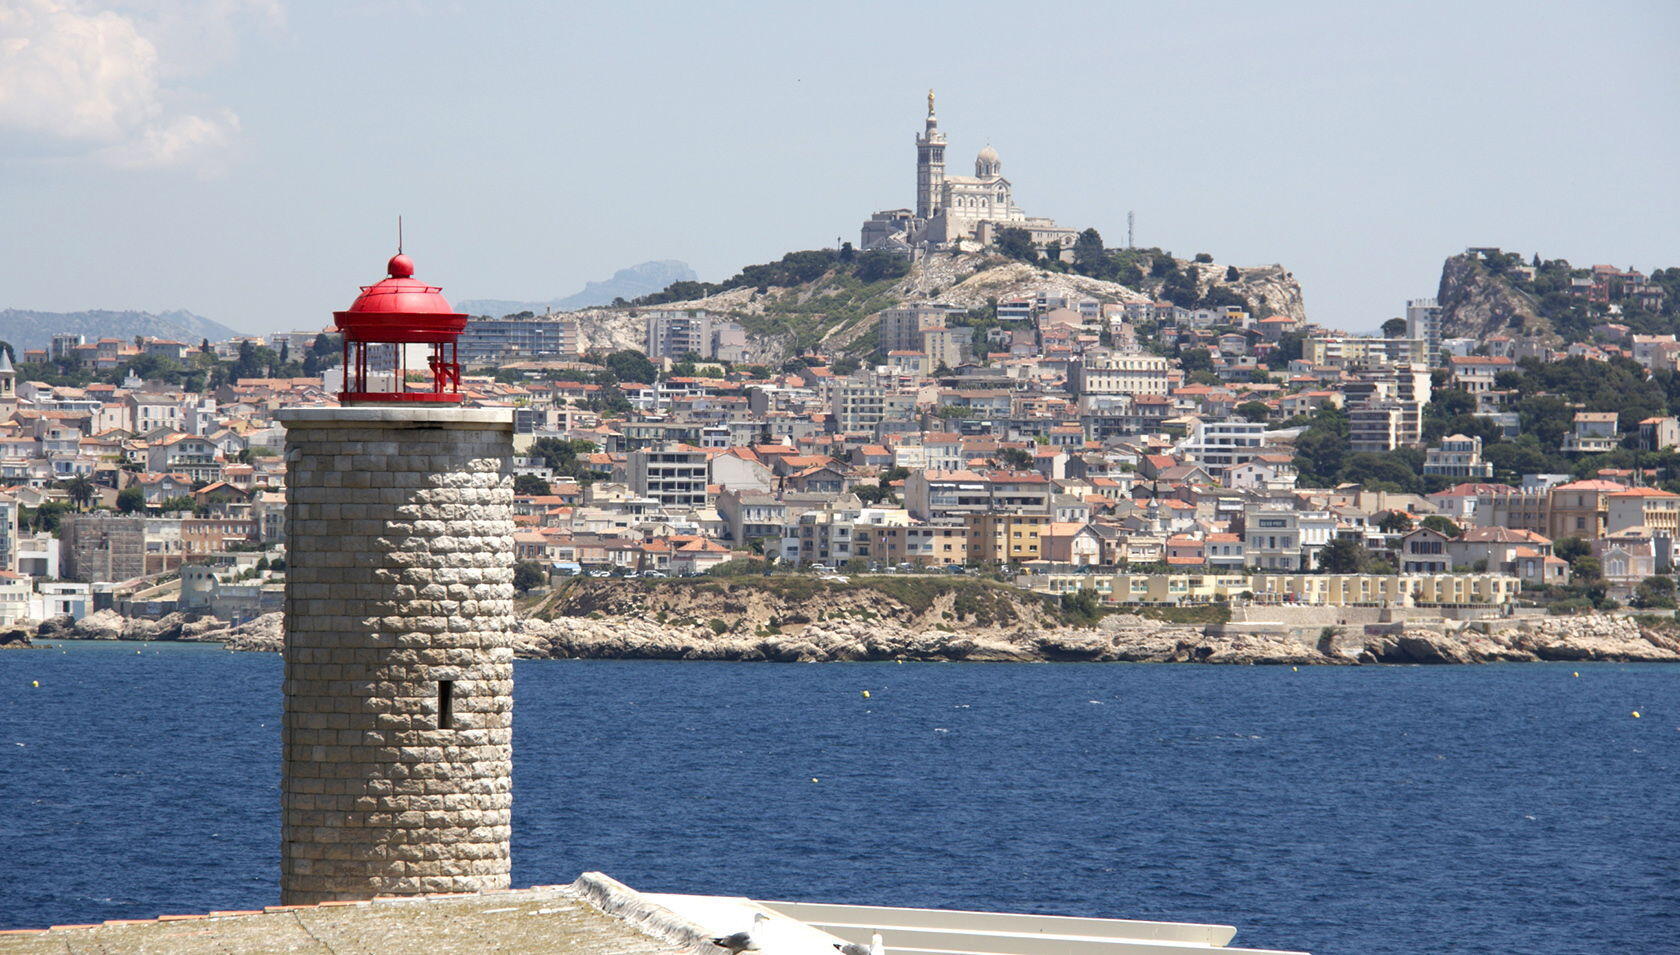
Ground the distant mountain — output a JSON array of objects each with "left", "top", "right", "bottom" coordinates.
[
  {"left": 458, "top": 259, "right": 697, "bottom": 317},
  {"left": 0, "top": 308, "right": 241, "bottom": 353}
]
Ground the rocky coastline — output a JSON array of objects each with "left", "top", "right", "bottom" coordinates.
[
  {"left": 515, "top": 611, "right": 1680, "bottom": 665},
  {"left": 22, "top": 606, "right": 1680, "bottom": 665}
]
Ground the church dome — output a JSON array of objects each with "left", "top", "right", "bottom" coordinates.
[
  {"left": 977, "top": 144, "right": 1000, "bottom": 163},
  {"left": 975, "top": 144, "right": 1001, "bottom": 177}
]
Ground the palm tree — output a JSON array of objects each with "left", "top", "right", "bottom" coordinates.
[{"left": 63, "top": 476, "right": 95, "bottom": 511}]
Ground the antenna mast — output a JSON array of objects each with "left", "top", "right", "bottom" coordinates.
[
  {"left": 1127, "top": 211, "right": 1134, "bottom": 250},
  {"left": 398, "top": 215, "right": 404, "bottom": 254}
]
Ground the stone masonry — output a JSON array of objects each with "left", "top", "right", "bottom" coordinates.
[{"left": 276, "top": 407, "right": 515, "bottom": 904}]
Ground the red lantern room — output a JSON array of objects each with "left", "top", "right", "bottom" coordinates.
[{"left": 333, "top": 253, "right": 468, "bottom": 403}]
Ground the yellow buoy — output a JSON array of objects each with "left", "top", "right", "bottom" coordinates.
[
  {"left": 31, "top": 681, "right": 39, "bottom": 687},
  {"left": 861, "top": 690, "right": 870, "bottom": 698},
  {"left": 810, "top": 777, "right": 819, "bottom": 783},
  {"left": 1291, "top": 666, "right": 1298, "bottom": 672},
  {"left": 1573, "top": 672, "right": 1579, "bottom": 677},
  {"left": 1632, "top": 711, "right": 1641, "bottom": 718}
]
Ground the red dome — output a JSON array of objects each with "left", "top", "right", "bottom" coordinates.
[{"left": 334, "top": 254, "right": 467, "bottom": 343}]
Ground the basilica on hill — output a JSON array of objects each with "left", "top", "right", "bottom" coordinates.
[{"left": 861, "top": 91, "right": 1079, "bottom": 254}]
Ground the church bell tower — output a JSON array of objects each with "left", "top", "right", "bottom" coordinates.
[{"left": 915, "top": 89, "right": 946, "bottom": 220}]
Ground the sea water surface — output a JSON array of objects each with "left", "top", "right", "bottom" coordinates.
[{"left": 0, "top": 640, "right": 1674, "bottom": 954}]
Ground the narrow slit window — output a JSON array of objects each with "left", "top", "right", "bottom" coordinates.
[{"left": 438, "top": 680, "right": 454, "bottom": 730}]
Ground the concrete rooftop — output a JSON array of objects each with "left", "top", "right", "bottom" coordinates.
[{"left": 0, "top": 881, "right": 681, "bottom": 955}]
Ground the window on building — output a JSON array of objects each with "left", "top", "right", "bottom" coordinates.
[{"left": 437, "top": 680, "right": 455, "bottom": 730}]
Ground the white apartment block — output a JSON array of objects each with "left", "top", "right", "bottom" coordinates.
[
  {"left": 627, "top": 443, "right": 708, "bottom": 509},
  {"left": 1071, "top": 350, "right": 1171, "bottom": 397}
]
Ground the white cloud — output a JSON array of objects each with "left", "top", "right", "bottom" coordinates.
[
  {"left": 105, "top": 106, "right": 240, "bottom": 168},
  {"left": 0, "top": 0, "right": 258, "bottom": 170}
]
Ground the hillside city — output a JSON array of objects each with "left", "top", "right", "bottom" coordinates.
[{"left": 5, "top": 236, "right": 1680, "bottom": 635}]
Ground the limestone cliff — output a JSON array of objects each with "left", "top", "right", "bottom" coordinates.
[
  {"left": 1436, "top": 252, "right": 1549, "bottom": 342},
  {"left": 560, "top": 251, "right": 1307, "bottom": 361}
]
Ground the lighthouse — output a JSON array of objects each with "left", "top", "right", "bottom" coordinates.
[{"left": 276, "top": 252, "right": 515, "bottom": 903}]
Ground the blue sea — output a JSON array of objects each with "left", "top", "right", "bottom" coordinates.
[{"left": 0, "top": 641, "right": 1674, "bottom": 954}]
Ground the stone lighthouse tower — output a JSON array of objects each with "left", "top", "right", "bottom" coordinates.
[{"left": 276, "top": 252, "right": 515, "bottom": 904}]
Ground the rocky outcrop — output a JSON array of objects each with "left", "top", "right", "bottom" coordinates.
[
  {"left": 516, "top": 615, "right": 1339, "bottom": 665},
  {"left": 71, "top": 609, "right": 126, "bottom": 640},
  {"left": 0, "top": 627, "right": 31, "bottom": 649},
  {"left": 545, "top": 577, "right": 1075, "bottom": 636},
  {"left": 193, "top": 613, "right": 284, "bottom": 652},
  {"left": 35, "top": 616, "right": 74, "bottom": 641},
  {"left": 1437, "top": 252, "right": 1549, "bottom": 342},
  {"left": 1509, "top": 614, "right": 1680, "bottom": 662},
  {"left": 1353, "top": 615, "right": 1680, "bottom": 664},
  {"left": 61, "top": 609, "right": 229, "bottom": 643},
  {"left": 560, "top": 250, "right": 1309, "bottom": 363},
  {"left": 59, "top": 601, "right": 1680, "bottom": 665}
]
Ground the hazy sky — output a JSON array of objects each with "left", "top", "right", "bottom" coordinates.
[{"left": 3, "top": 1, "right": 1677, "bottom": 335}]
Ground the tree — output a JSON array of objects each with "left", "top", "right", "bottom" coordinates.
[
  {"left": 853, "top": 482, "right": 890, "bottom": 505},
  {"left": 1060, "top": 588, "right": 1103, "bottom": 625},
  {"left": 994, "top": 227, "right": 1036, "bottom": 262},
  {"left": 63, "top": 476, "right": 96, "bottom": 511},
  {"left": 1178, "top": 347, "right": 1213, "bottom": 373},
  {"left": 25, "top": 502, "right": 71, "bottom": 534},
  {"left": 513, "top": 561, "right": 546, "bottom": 593},
  {"left": 1072, "top": 228, "right": 1108, "bottom": 274},
  {"left": 116, "top": 485, "right": 145, "bottom": 513},
  {"left": 1632, "top": 576, "right": 1677, "bottom": 609},
  {"left": 1224, "top": 265, "right": 1240, "bottom": 282},
  {"left": 1420, "top": 516, "right": 1462, "bottom": 538},
  {"left": 1571, "top": 555, "right": 1603, "bottom": 582},
  {"left": 1376, "top": 511, "right": 1414, "bottom": 534},
  {"left": 1291, "top": 405, "right": 1350, "bottom": 485},
  {"left": 601, "top": 349, "right": 657, "bottom": 385},
  {"left": 1236, "top": 400, "right": 1271, "bottom": 424},
  {"left": 1381, "top": 317, "right": 1408, "bottom": 338},
  {"left": 997, "top": 447, "right": 1034, "bottom": 470},
  {"left": 1193, "top": 252, "right": 1214, "bottom": 263},
  {"left": 529, "top": 438, "right": 600, "bottom": 483},
  {"left": 839, "top": 241, "right": 855, "bottom": 262},
  {"left": 1554, "top": 536, "right": 1590, "bottom": 562},
  {"left": 854, "top": 249, "right": 909, "bottom": 283},
  {"left": 514, "top": 474, "right": 552, "bottom": 496},
  {"left": 1318, "top": 538, "right": 1388, "bottom": 574}
]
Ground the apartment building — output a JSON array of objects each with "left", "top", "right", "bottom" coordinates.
[
  {"left": 456, "top": 314, "right": 580, "bottom": 364},
  {"left": 1348, "top": 402, "right": 1403, "bottom": 453},
  {"left": 853, "top": 521, "right": 968, "bottom": 567},
  {"left": 826, "top": 378, "right": 916, "bottom": 434},
  {"left": 1423, "top": 434, "right": 1493, "bottom": 479},
  {"left": 627, "top": 443, "right": 709, "bottom": 509},
  {"left": 1561, "top": 412, "right": 1619, "bottom": 454},
  {"left": 1605, "top": 486, "right": 1680, "bottom": 538},
  {"left": 965, "top": 512, "right": 1052, "bottom": 565},
  {"left": 1071, "top": 350, "right": 1171, "bottom": 398},
  {"left": 644, "top": 310, "right": 750, "bottom": 361},
  {"left": 1176, "top": 419, "right": 1266, "bottom": 474}
]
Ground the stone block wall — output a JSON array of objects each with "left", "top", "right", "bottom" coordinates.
[{"left": 276, "top": 407, "right": 515, "bottom": 904}]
